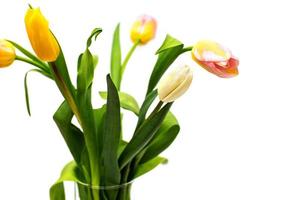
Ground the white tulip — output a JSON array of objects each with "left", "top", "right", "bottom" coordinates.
[{"left": 157, "top": 65, "right": 193, "bottom": 103}]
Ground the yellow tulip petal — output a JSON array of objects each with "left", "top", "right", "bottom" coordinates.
[
  {"left": 0, "top": 39, "right": 16, "bottom": 68},
  {"left": 25, "top": 8, "right": 60, "bottom": 62},
  {"left": 192, "top": 40, "right": 231, "bottom": 62}
]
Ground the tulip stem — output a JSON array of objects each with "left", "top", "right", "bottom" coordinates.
[
  {"left": 15, "top": 55, "right": 51, "bottom": 77},
  {"left": 181, "top": 46, "right": 193, "bottom": 53},
  {"left": 119, "top": 40, "right": 140, "bottom": 89}
]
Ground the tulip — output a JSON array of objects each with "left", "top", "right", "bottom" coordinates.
[
  {"left": 25, "top": 8, "right": 60, "bottom": 62},
  {"left": 192, "top": 40, "right": 239, "bottom": 78},
  {"left": 158, "top": 65, "right": 193, "bottom": 103},
  {"left": 0, "top": 39, "right": 16, "bottom": 68},
  {"left": 130, "top": 15, "right": 157, "bottom": 44}
]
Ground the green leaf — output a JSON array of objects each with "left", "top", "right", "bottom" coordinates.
[
  {"left": 156, "top": 34, "right": 184, "bottom": 54},
  {"left": 77, "top": 49, "right": 94, "bottom": 93},
  {"left": 102, "top": 75, "right": 121, "bottom": 186},
  {"left": 53, "top": 101, "right": 85, "bottom": 164},
  {"left": 99, "top": 91, "right": 139, "bottom": 115},
  {"left": 93, "top": 105, "right": 106, "bottom": 157},
  {"left": 119, "top": 103, "right": 173, "bottom": 170},
  {"left": 118, "top": 140, "right": 128, "bottom": 157},
  {"left": 78, "top": 27, "right": 101, "bottom": 92},
  {"left": 134, "top": 156, "right": 168, "bottom": 179},
  {"left": 24, "top": 69, "right": 49, "bottom": 116},
  {"left": 136, "top": 90, "right": 158, "bottom": 129},
  {"left": 140, "top": 112, "right": 179, "bottom": 163},
  {"left": 110, "top": 23, "right": 122, "bottom": 90},
  {"left": 86, "top": 28, "right": 102, "bottom": 48},
  {"left": 146, "top": 35, "right": 184, "bottom": 95},
  {"left": 93, "top": 55, "right": 99, "bottom": 70},
  {"left": 50, "top": 161, "right": 85, "bottom": 200}
]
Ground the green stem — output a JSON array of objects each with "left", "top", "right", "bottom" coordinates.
[
  {"left": 49, "top": 62, "right": 82, "bottom": 126},
  {"left": 181, "top": 46, "right": 193, "bottom": 53},
  {"left": 119, "top": 40, "right": 140, "bottom": 89},
  {"left": 15, "top": 55, "right": 51, "bottom": 76}
]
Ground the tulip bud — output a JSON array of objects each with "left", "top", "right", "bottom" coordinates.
[
  {"left": 130, "top": 15, "right": 157, "bottom": 44},
  {"left": 0, "top": 39, "right": 16, "bottom": 68},
  {"left": 158, "top": 65, "right": 193, "bottom": 103},
  {"left": 192, "top": 40, "right": 239, "bottom": 78},
  {"left": 25, "top": 8, "right": 60, "bottom": 62}
]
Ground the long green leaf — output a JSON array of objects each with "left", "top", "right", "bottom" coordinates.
[
  {"left": 136, "top": 90, "right": 158, "bottom": 129},
  {"left": 24, "top": 69, "right": 49, "bottom": 116},
  {"left": 50, "top": 161, "right": 85, "bottom": 200},
  {"left": 102, "top": 75, "right": 121, "bottom": 186},
  {"left": 53, "top": 101, "right": 85, "bottom": 164},
  {"left": 93, "top": 105, "right": 106, "bottom": 157},
  {"left": 146, "top": 35, "right": 184, "bottom": 95},
  {"left": 99, "top": 91, "right": 139, "bottom": 115},
  {"left": 110, "top": 23, "right": 122, "bottom": 90},
  {"left": 134, "top": 156, "right": 168, "bottom": 179},
  {"left": 119, "top": 103, "right": 173, "bottom": 169},
  {"left": 140, "top": 112, "right": 180, "bottom": 163}
]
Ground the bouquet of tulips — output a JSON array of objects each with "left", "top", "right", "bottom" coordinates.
[{"left": 0, "top": 5, "right": 239, "bottom": 200}]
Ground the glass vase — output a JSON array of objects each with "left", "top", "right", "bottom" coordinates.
[{"left": 67, "top": 181, "right": 133, "bottom": 200}]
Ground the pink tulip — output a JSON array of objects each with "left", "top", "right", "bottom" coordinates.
[{"left": 192, "top": 40, "right": 239, "bottom": 78}]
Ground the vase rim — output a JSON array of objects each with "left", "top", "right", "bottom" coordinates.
[{"left": 76, "top": 180, "right": 134, "bottom": 190}]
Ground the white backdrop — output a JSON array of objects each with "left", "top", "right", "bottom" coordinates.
[{"left": 1, "top": 0, "right": 300, "bottom": 199}]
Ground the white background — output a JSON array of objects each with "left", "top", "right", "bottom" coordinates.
[{"left": 1, "top": 0, "right": 300, "bottom": 199}]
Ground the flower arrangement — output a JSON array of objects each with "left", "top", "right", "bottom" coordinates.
[{"left": 0, "top": 5, "right": 239, "bottom": 200}]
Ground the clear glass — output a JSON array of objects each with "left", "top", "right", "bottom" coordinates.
[{"left": 70, "top": 181, "right": 133, "bottom": 200}]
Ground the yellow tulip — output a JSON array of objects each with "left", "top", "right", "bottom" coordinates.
[
  {"left": 130, "top": 15, "right": 157, "bottom": 44},
  {"left": 192, "top": 40, "right": 239, "bottom": 78},
  {"left": 0, "top": 39, "right": 16, "bottom": 68},
  {"left": 25, "top": 8, "right": 60, "bottom": 62},
  {"left": 158, "top": 65, "right": 193, "bottom": 103}
]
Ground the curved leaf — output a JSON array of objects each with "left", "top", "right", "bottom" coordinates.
[
  {"left": 53, "top": 101, "right": 85, "bottom": 164},
  {"left": 50, "top": 161, "right": 84, "bottom": 200},
  {"left": 118, "top": 103, "right": 173, "bottom": 170},
  {"left": 99, "top": 91, "right": 139, "bottom": 115},
  {"left": 86, "top": 28, "right": 102, "bottom": 48},
  {"left": 140, "top": 112, "right": 180, "bottom": 163},
  {"left": 24, "top": 69, "right": 49, "bottom": 116},
  {"left": 134, "top": 156, "right": 168, "bottom": 179}
]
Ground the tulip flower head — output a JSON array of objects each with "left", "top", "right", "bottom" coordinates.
[
  {"left": 130, "top": 15, "right": 157, "bottom": 44},
  {"left": 158, "top": 65, "right": 193, "bottom": 103},
  {"left": 192, "top": 40, "right": 239, "bottom": 78},
  {"left": 25, "top": 8, "right": 60, "bottom": 62},
  {"left": 0, "top": 39, "right": 16, "bottom": 68}
]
